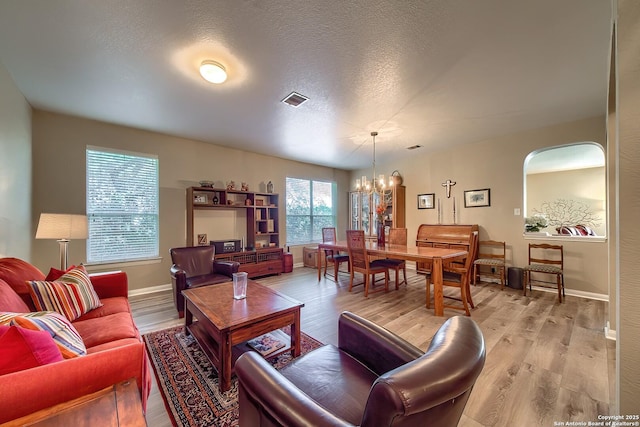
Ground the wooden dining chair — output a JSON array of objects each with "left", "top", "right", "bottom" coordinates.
[
  {"left": 472, "top": 240, "right": 506, "bottom": 288},
  {"left": 377, "top": 228, "right": 408, "bottom": 289},
  {"left": 523, "top": 243, "right": 564, "bottom": 303},
  {"left": 346, "top": 229, "right": 389, "bottom": 297},
  {"left": 426, "top": 231, "right": 478, "bottom": 316},
  {"left": 322, "top": 227, "right": 349, "bottom": 281}
]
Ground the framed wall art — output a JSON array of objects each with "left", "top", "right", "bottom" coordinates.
[
  {"left": 417, "top": 193, "right": 435, "bottom": 209},
  {"left": 464, "top": 189, "right": 490, "bottom": 208},
  {"left": 197, "top": 234, "right": 208, "bottom": 245}
]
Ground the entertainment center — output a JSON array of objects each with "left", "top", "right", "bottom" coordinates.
[{"left": 186, "top": 186, "right": 283, "bottom": 278}]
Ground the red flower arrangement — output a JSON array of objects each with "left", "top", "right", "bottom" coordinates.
[{"left": 375, "top": 201, "right": 387, "bottom": 223}]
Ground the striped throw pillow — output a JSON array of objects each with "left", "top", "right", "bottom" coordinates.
[
  {"left": 0, "top": 311, "right": 87, "bottom": 359},
  {"left": 28, "top": 266, "right": 102, "bottom": 322}
]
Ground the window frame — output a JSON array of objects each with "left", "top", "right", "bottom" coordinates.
[
  {"left": 85, "top": 146, "right": 160, "bottom": 265},
  {"left": 523, "top": 142, "right": 606, "bottom": 241},
  {"left": 285, "top": 177, "right": 336, "bottom": 245}
]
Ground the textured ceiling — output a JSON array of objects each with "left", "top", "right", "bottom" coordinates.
[{"left": 0, "top": 1, "right": 612, "bottom": 170}]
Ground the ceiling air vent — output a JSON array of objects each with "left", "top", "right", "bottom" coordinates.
[
  {"left": 281, "top": 92, "right": 309, "bottom": 107},
  {"left": 407, "top": 145, "right": 423, "bottom": 150}
]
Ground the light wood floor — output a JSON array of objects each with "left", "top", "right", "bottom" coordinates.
[{"left": 131, "top": 266, "right": 615, "bottom": 427}]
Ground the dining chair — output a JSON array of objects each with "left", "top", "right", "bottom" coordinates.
[
  {"left": 426, "top": 231, "right": 478, "bottom": 316},
  {"left": 346, "top": 229, "right": 389, "bottom": 297},
  {"left": 523, "top": 243, "right": 564, "bottom": 303},
  {"left": 377, "top": 228, "right": 408, "bottom": 289},
  {"left": 321, "top": 227, "right": 349, "bottom": 281},
  {"left": 472, "top": 240, "right": 506, "bottom": 288}
]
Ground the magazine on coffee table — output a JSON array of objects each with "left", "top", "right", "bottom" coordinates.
[{"left": 247, "top": 330, "right": 288, "bottom": 356}]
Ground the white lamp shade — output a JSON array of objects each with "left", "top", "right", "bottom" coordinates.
[
  {"left": 36, "top": 213, "right": 88, "bottom": 240},
  {"left": 199, "top": 60, "right": 227, "bottom": 84}
]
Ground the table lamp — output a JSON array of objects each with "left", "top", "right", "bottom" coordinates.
[{"left": 35, "top": 213, "right": 88, "bottom": 270}]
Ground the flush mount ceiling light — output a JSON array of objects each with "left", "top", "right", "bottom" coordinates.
[{"left": 199, "top": 60, "right": 227, "bottom": 84}]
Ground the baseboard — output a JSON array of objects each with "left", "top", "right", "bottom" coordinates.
[
  {"left": 605, "top": 321, "right": 617, "bottom": 341},
  {"left": 476, "top": 276, "right": 502, "bottom": 285},
  {"left": 144, "top": 264, "right": 609, "bottom": 305},
  {"left": 128, "top": 283, "right": 172, "bottom": 297},
  {"left": 529, "top": 285, "right": 609, "bottom": 302}
]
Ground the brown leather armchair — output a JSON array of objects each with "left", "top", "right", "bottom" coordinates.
[
  {"left": 170, "top": 246, "right": 240, "bottom": 318},
  {"left": 236, "top": 312, "right": 486, "bottom": 427}
]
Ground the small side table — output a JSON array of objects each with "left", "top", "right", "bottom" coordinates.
[
  {"left": 303, "top": 246, "right": 319, "bottom": 268},
  {"left": 6, "top": 379, "right": 146, "bottom": 427}
]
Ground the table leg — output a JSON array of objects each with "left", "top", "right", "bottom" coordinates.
[
  {"left": 219, "top": 334, "right": 232, "bottom": 392},
  {"left": 184, "top": 302, "right": 193, "bottom": 334},
  {"left": 432, "top": 257, "right": 444, "bottom": 316},
  {"left": 291, "top": 310, "right": 301, "bottom": 357},
  {"left": 317, "top": 247, "right": 322, "bottom": 281}
]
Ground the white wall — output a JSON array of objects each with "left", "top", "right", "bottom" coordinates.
[{"left": 0, "top": 63, "right": 32, "bottom": 259}]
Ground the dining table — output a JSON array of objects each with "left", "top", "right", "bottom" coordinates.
[{"left": 317, "top": 240, "right": 468, "bottom": 317}]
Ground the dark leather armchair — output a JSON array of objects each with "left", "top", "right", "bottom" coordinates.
[
  {"left": 170, "top": 246, "right": 240, "bottom": 318},
  {"left": 236, "top": 312, "right": 486, "bottom": 427}
]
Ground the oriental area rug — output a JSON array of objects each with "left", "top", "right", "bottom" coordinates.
[{"left": 144, "top": 326, "right": 323, "bottom": 427}]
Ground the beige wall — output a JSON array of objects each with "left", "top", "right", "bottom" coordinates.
[
  {"left": 1, "top": 70, "right": 612, "bottom": 301},
  {"left": 353, "top": 116, "right": 609, "bottom": 297},
  {"left": 31, "top": 110, "right": 350, "bottom": 290},
  {"left": 31, "top": 110, "right": 609, "bottom": 298},
  {"left": 0, "top": 63, "right": 32, "bottom": 259},
  {"left": 527, "top": 166, "right": 607, "bottom": 236},
  {"left": 616, "top": 0, "right": 640, "bottom": 414}
]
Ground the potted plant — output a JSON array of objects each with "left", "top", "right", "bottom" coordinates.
[{"left": 524, "top": 215, "right": 548, "bottom": 232}]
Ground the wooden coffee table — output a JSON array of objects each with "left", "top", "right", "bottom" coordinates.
[{"left": 182, "top": 280, "right": 304, "bottom": 392}]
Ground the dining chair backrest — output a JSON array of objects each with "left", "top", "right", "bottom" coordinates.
[
  {"left": 528, "top": 243, "right": 563, "bottom": 269},
  {"left": 322, "top": 227, "right": 337, "bottom": 243},
  {"left": 322, "top": 227, "right": 349, "bottom": 280},
  {"left": 467, "top": 231, "right": 480, "bottom": 274},
  {"left": 432, "top": 231, "right": 479, "bottom": 316},
  {"left": 346, "top": 229, "right": 368, "bottom": 270},
  {"left": 446, "top": 231, "right": 479, "bottom": 274},
  {"left": 388, "top": 228, "right": 407, "bottom": 246},
  {"left": 473, "top": 240, "right": 506, "bottom": 287},
  {"left": 477, "top": 240, "right": 505, "bottom": 262},
  {"left": 524, "top": 243, "right": 565, "bottom": 302}
]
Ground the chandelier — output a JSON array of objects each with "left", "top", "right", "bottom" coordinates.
[{"left": 355, "top": 131, "right": 394, "bottom": 196}]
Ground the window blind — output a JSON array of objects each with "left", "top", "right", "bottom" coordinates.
[
  {"left": 285, "top": 177, "right": 335, "bottom": 245},
  {"left": 86, "top": 147, "right": 159, "bottom": 263}
]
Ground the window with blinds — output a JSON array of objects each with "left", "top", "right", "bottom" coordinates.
[
  {"left": 285, "top": 177, "right": 335, "bottom": 245},
  {"left": 86, "top": 147, "right": 159, "bottom": 264}
]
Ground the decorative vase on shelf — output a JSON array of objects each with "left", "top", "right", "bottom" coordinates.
[
  {"left": 377, "top": 221, "right": 385, "bottom": 246},
  {"left": 267, "top": 181, "right": 274, "bottom": 193}
]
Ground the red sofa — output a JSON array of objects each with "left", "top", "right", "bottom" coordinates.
[{"left": 0, "top": 257, "right": 151, "bottom": 423}]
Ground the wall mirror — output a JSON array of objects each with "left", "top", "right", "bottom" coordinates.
[{"left": 524, "top": 142, "right": 606, "bottom": 238}]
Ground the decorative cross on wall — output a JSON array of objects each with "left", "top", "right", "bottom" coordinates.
[{"left": 441, "top": 179, "right": 456, "bottom": 198}]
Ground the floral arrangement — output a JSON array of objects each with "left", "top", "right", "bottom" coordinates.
[
  {"left": 375, "top": 201, "right": 387, "bottom": 223},
  {"left": 525, "top": 215, "right": 548, "bottom": 232}
]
